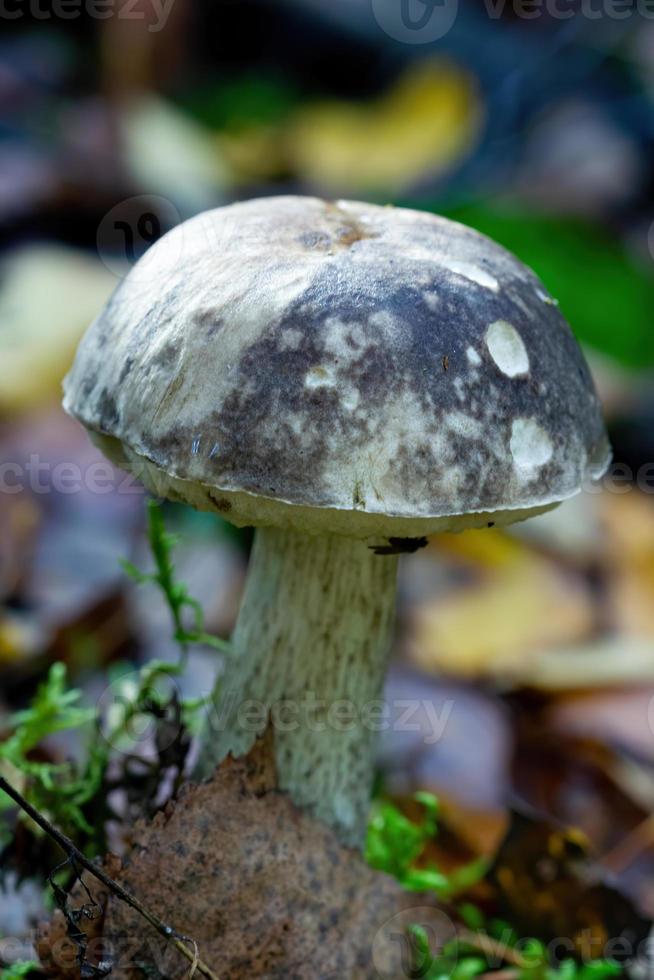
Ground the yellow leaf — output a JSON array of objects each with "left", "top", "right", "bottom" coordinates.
[
  {"left": 408, "top": 529, "right": 594, "bottom": 678},
  {"left": 288, "top": 59, "right": 483, "bottom": 194},
  {"left": 601, "top": 491, "right": 654, "bottom": 637},
  {"left": 0, "top": 246, "right": 116, "bottom": 413}
]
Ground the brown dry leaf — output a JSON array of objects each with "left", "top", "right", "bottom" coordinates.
[
  {"left": 0, "top": 490, "right": 42, "bottom": 663},
  {"left": 40, "top": 733, "right": 440, "bottom": 979},
  {"left": 432, "top": 796, "right": 508, "bottom": 866},
  {"left": 0, "top": 494, "right": 40, "bottom": 602},
  {"left": 407, "top": 529, "right": 594, "bottom": 679},
  {"left": 512, "top": 730, "right": 651, "bottom": 855},
  {"left": 509, "top": 705, "right": 654, "bottom": 916},
  {"left": 488, "top": 810, "right": 650, "bottom": 961}
]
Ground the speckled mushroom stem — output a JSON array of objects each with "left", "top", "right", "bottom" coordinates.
[{"left": 201, "top": 527, "right": 398, "bottom": 848}]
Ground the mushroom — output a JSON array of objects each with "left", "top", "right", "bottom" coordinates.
[{"left": 63, "top": 196, "right": 610, "bottom": 847}]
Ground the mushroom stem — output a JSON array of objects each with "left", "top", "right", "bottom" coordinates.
[{"left": 202, "top": 526, "right": 398, "bottom": 848}]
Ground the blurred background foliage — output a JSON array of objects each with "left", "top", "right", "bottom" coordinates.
[{"left": 2, "top": 0, "right": 654, "bottom": 971}]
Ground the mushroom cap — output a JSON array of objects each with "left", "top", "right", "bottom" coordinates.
[{"left": 64, "top": 196, "right": 610, "bottom": 538}]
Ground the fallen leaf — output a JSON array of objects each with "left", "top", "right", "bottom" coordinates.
[
  {"left": 509, "top": 704, "right": 654, "bottom": 917},
  {"left": 120, "top": 96, "right": 226, "bottom": 213},
  {"left": 488, "top": 810, "right": 650, "bottom": 962},
  {"left": 40, "top": 733, "right": 444, "bottom": 979},
  {"left": 288, "top": 59, "right": 482, "bottom": 195},
  {"left": 512, "top": 638, "right": 654, "bottom": 691},
  {"left": 407, "top": 529, "right": 594, "bottom": 679},
  {"left": 0, "top": 495, "right": 40, "bottom": 603},
  {"left": 601, "top": 490, "right": 654, "bottom": 638},
  {"left": 0, "top": 246, "right": 116, "bottom": 414}
]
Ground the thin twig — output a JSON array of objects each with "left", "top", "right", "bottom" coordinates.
[
  {"left": 0, "top": 774, "right": 220, "bottom": 980},
  {"left": 457, "top": 929, "right": 528, "bottom": 968}
]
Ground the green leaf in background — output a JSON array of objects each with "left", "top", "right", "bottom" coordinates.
[
  {"left": 178, "top": 73, "right": 299, "bottom": 132},
  {"left": 436, "top": 203, "right": 654, "bottom": 370},
  {"left": 0, "top": 961, "right": 40, "bottom": 980}
]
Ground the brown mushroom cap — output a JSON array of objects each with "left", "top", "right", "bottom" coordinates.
[{"left": 64, "top": 196, "right": 610, "bottom": 538}]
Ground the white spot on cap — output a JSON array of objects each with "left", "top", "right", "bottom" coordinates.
[
  {"left": 305, "top": 365, "right": 336, "bottom": 389},
  {"left": 323, "top": 317, "right": 366, "bottom": 356},
  {"left": 445, "top": 411, "right": 482, "bottom": 439},
  {"left": 486, "top": 321, "right": 529, "bottom": 378},
  {"left": 423, "top": 291, "right": 440, "bottom": 311},
  {"left": 466, "top": 346, "right": 481, "bottom": 367},
  {"left": 341, "top": 388, "right": 360, "bottom": 411},
  {"left": 510, "top": 419, "right": 553, "bottom": 476},
  {"left": 369, "top": 310, "right": 398, "bottom": 334},
  {"left": 443, "top": 260, "right": 499, "bottom": 292},
  {"left": 279, "top": 327, "right": 303, "bottom": 350}
]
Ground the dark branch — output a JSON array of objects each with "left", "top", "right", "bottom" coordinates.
[{"left": 0, "top": 774, "right": 220, "bottom": 980}]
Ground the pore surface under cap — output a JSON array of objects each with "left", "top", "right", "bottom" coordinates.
[{"left": 64, "top": 196, "right": 610, "bottom": 528}]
